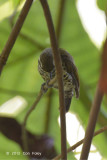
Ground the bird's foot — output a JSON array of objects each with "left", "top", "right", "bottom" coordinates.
[{"left": 41, "top": 80, "right": 53, "bottom": 94}]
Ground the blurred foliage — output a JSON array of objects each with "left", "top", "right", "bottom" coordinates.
[
  {"left": 0, "top": 0, "right": 107, "bottom": 159},
  {"left": 0, "top": 0, "right": 24, "bottom": 21},
  {"left": 97, "top": 0, "right": 107, "bottom": 12}
]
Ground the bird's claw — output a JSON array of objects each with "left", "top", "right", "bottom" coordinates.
[
  {"left": 41, "top": 83, "right": 48, "bottom": 93},
  {"left": 41, "top": 80, "right": 53, "bottom": 94}
]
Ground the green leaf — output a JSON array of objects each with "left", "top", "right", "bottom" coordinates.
[
  {"left": 9, "top": 0, "right": 22, "bottom": 7},
  {"left": 0, "top": 133, "right": 27, "bottom": 160},
  {"left": 97, "top": 0, "right": 107, "bottom": 12},
  {"left": 0, "top": 0, "right": 107, "bottom": 159},
  {"left": 0, "top": 0, "right": 25, "bottom": 21}
]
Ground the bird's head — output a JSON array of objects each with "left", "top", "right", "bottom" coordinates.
[{"left": 39, "top": 48, "right": 54, "bottom": 72}]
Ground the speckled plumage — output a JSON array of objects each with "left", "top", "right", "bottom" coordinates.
[{"left": 38, "top": 48, "right": 79, "bottom": 112}]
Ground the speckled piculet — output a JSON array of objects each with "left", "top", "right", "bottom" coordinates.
[{"left": 38, "top": 48, "right": 79, "bottom": 112}]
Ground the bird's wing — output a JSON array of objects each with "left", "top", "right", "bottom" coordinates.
[{"left": 60, "top": 51, "right": 79, "bottom": 98}]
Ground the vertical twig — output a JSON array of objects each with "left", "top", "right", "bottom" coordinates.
[
  {"left": 45, "top": 0, "right": 66, "bottom": 134},
  {"left": 80, "top": 86, "right": 103, "bottom": 160},
  {"left": 0, "top": 0, "right": 33, "bottom": 74},
  {"left": 39, "top": 0, "right": 67, "bottom": 159},
  {"left": 80, "top": 19, "right": 107, "bottom": 160},
  {"left": 22, "top": 90, "right": 43, "bottom": 152},
  {"left": 22, "top": 77, "right": 57, "bottom": 152}
]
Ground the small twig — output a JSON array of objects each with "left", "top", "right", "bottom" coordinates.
[
  {"left": 80, "top": 29, "right": 107, "bottom": 159},
  {"left": 80, "top": 86, "right": 104, "bottom": 160},
  {"left": 39, "top": 0, "right": 67, "bottom": 159},
  {"left": 56, "top": 0, "right": 66, "bottom": 42},
  {"left": 99, "top": 38, "right": 107, "bottom": 93},
  {"left": 23, "top": 77, "right": 56, "bottom": 126},
  {"left": 53, "top": 126, "right": 107, "bottom": 160},
  {"left": 0, "top": 0, "right": 33, "bottom": 74},
  {"left": 44, "top": 0, "right": 66, "bottom": 134},
  {"left": 22, "top": 77, "right": 57, "bottom": 151},
  {"left": 44, "top": 0, "right": 66, "bottom": 135}
]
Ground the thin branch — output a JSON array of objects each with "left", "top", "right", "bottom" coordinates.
[
  {"left": 22, "top": 77, "right": 57, "bottom": 151},
  {"left": 44, "top": 0, "right": 65, "bottom": 133},
  {"left": 53, "top": 126, "right": 107, "bottom": 160},
  {"left": 0, "top": 0, "right": 33, "bottom": 74},
  {"left": 39, "top": 0, "right": 67, "bottom": 159},
  {"left": 80, "top": 32, "right": 107, "bottom": 159},
  {"left": 80, "top": 86, "right": 104, "bottom": 160},
  {"left": 99, "top": 38, "right": 107, "bottom": 93},
  {"left": 44, "top": 0, "right": 66, "bottom": 134},
  {"left": 43, "top": 0, "right": 66, "bottom": 136},
  {"left": 44, "top": 89, "right": 53, "bottom": 133},
  {"left": 56, "top": 0, "right": 66, "bottom": 42}
]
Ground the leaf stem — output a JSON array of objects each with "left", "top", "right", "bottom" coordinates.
[
  {"left": 39, "top": 0, "right": 67, "bottom": 159},
  {"left": 0, "top": 0, "right": 33, "bottom": 74},
  {"left": 80, "top": 86, "right": 103, "bottom": 159},
  {"left": 22, "top": 77, "right": 57, "bottom": 152}
]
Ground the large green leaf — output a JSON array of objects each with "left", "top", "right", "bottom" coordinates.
[
  {"left": 0, "top": 0, "right": 24, "bottom": 21},
  {"left": 0, "top": 0, "right": 107, "bottom": 159},
  {"left": 0, "top": 133, "right": 27, "bottom": 160},
  {"left": 97, "top": 0, "right": 107, "bottom": 12}
]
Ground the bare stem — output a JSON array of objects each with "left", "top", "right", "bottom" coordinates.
[
  {"left": 39, "top": 0, "right": 67, "bottom": 159},
  {"left": 53, "top": 125, "right": 107, "bottom": 160},
  {"left": 22, "top": 77, "right": 57, "bottom": 151},
  {"left": 22, "top": 91, "right": 43, "bottom": 151},
  {"left": 80, "top": 86, "right": 104, "bottom": 160},
  {"left": 0, "top": 0, "right": 33, "bottom": 74}
]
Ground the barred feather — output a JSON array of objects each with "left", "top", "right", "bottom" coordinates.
[{"left": 38, "top": 48, "right": 79, "bottom": 112}]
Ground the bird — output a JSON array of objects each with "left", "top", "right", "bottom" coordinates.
[{"left": 38, "top": 48, "right": 79, "bottom": 112}]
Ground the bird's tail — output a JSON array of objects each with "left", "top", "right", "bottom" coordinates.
[{"left": 65, "top": 97, "right": 72, "bottom": 112}]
